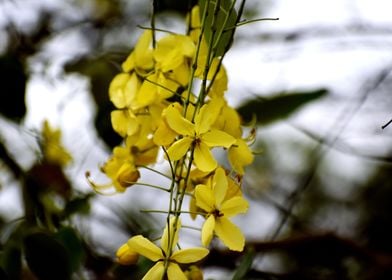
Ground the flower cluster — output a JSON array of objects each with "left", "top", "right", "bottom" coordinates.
[{"left": 88, "top": 5, "right": 255, "bottom": 279}]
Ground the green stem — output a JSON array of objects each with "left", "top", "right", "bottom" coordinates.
[{"left": 184, "top": 0, "right": 210, "bottom": 116}]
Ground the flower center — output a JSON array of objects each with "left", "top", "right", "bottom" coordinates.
[{"left": 213, "top": 208, "right": 224, "bottom": 217}]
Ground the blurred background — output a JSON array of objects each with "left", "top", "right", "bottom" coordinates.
[{"left": 0, "top": 0, "right": 392, "bottom": 279}]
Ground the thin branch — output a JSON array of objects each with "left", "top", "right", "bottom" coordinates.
[
  {"left": 267, "top": 64, "right": 392, "bottom": 243},
  {"left": 382, "top": 119, "right": 392, "bottom": 129}
]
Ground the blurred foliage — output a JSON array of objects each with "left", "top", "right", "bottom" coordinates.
[
  {"left": 0, "top": 0, "right": 391, "bottom": 279},
  {"left": 237, "top": 89, "right": 328, "bottom": 125}
]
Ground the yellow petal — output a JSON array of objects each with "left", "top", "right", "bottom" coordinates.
[
  {"left": 210, "top": 66, "right": 228, "bottom": 98},
  {"left": 225, "top": 178, "right": 242, "bottom": 200},
  {"left": 161, "top": 217, "right": 181, "bottom": 256},
  {"left": 194, "top": 98, "right": 223, "bottom": 134},
  {"left": 115, "top": 162, "right": 140, "bottom": 189},
  {"left": 201, "top": 215, "right": 215, "bottom": 247},
  {"left": 154, "top": 35, "right": 195, "bottom": 72},
  {"left": 214, "top": 105, "right": 242, "bottom": 138},
  {"left": 157, "top": 71, "right": 178, "bottom": 99},
  {"left": 167, "top": 137, "right": 193, "bottom": 161},
  {"left": 171, "top": 248, "right": 209, "bottom": 263},
  {"left": 111, "top": 110, "right": 139, "bottom": 137},
  {"left": 109, "top": 73, "right": 129, "bottom": 108},
  {"left": 153, "top": 120, "right": 177, "bottom": 146},
  {"left": 167, "top": 262, "right": 187, "bottom": 280},
  {"left": 201, "top": 129, "right": 236, "bottom": 148},
  {"left": 165, "top": 104, "right": 195, "bottom": 136},
  {"left": 109, "top": 73, "right": 139, "bottom": 109},
  {"left": 136, "top": 74, "right": 157, "bottom": 108},
  {"left": 213, "top": 168, "right": 228, "bottom": 207},
  {"left": 134, "top": 30, "right": 154, "bottom": 71},
  {"left": 221, "top": 196, "right": 249, "bottom": 218},
  {"left": 116, "top": 243, "right": 139, "bottom": 265},
  {"left": 169, "top": 63, "right": 190, "bottom": 86},
  {"left": 127, "top": 235, "right": 162, "bottom": 261},
  {"left": 142, "top": 261, "right": 165, "bottom": 280},
  {"left": 215, "top": 217, "right": 245, "bottom": 251},
  {"left": 121, "top": 52, "right": 135, "bottom": 72},
  {"left": 195, "top": 185, "right": 215, "bottom": 212},
  {"left": 228, "top": 139, "right": 254, "bottom": 175},
  {"left": 194, "top": 142, "right": 217, "bottom": 172},
  {"left": 189, "top": 196, "right": 198, "bottom": 220}
]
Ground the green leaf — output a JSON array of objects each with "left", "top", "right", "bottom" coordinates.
[
  {"left": 232, "top": 247, "right": 255, "bottom": 280},
  {"left": 199, "top": 0, "right": 237, "bottom": 57},
  {"left": 23, "top": 232, "right": 72, "bottom": 280},
  {"left": 55, "top": 227, "right": 85, "bottom": 272},
  {"left": 237, "top": 89, "right": 328, "bottom": 125}
]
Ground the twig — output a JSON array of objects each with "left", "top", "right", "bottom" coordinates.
[{"left": 382, "top": 119, "right": 392, "bottom": 129}]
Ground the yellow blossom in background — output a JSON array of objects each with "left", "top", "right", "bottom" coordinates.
[
  {"left": 41, "top": 120, "right": 72, "bottom": 167},
  {"left": 195, "top": 167, "right": 248, "bottom": 251},
  {"left": 185, "top": 265, "right": 204, "bottom": 280},
  {"left": 127, "top": 217, "right": 209, "bottom": 280}
]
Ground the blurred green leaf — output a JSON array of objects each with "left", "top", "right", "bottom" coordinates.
[
  {"left": 64, "top": 193, "right": 94, "bottom": 217},
  {"left": 55, "top": 227, "right": 85, "bottom": 272},
  {"left": 199, "top": 0, "right": 237, "bottom": 57},
  {"left": 232, "top": 247, "right": 255, "bottom": 280},
  {"left": 23, "top": 232, "right": 71, "bottom": 280},
  {"left": 237, "top": 89, "right": 328, "bottom": 124},
  {"left": 0, "top": 54, "right": 27, "bottom": 122}
]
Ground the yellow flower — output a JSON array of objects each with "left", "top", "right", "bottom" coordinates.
[
  {"left": 109, "top": 72, "right": 142, "bottom": 137},
  {"left": 87, "top": 144, "right": 140, "bottom": 193},
  {"left": 153, "top": 102, "right": 183, "bottom": 146},
  {"left": 195, "top": 168, "right": 248, "bottom": 251},
  {"left": 228, "top": 139, "right": 254, "bottom": 175},
  {"left": 116, "top": 243, "right": 139, "bottom": 265},
  {"left": 135, "top": 72, "right": 179, "bottom": 108},
  {"left": 166, "top": 99, "right": 236, "bottom": 172},
  {"left": 127, "top": 217, "right": 209, "bottom": 280},
  {"left": 41, "top": 120, "right": 72, "bottom": 167},
  {"left": 125, "top": 126, "right": 159, "bottom": 166},
  {"left": 212, "top": 103, "right": 254, "bottom": 175},
  {"left": 154, "top": 34, "right": 195, "bottom": 73}
]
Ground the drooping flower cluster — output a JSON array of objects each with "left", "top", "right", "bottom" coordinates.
[{"left": 88, "top": 4, "right": 256, "bottom": 279}]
